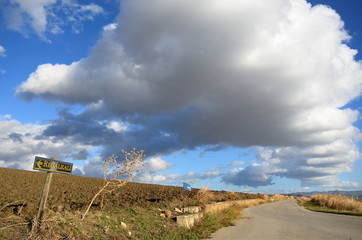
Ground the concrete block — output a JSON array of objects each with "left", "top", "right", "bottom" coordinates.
[
  {"left": 176, "top": 213, "right": 203, "bottom": 228},
  {"left": 182, "top": 206, "right": 202, "bottom": 213}
]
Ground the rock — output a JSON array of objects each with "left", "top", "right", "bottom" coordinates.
[
  {"left": 165, "top": 210, "right": 172, "bottom": 218},
  {"left": 175, "top": 208, "right": 182, "bottom": 213},
  {"left": 120, "top": 222, "right": 128, "bottom": 229},
  {"left": 103, "top": 226, "right": 109, "bottom": 233},
  {"left": 56, "top": 205, "right": 64, "bottom": 212},
  {"left": 160, "top": 213, "right": 166, "bottom": 218}
]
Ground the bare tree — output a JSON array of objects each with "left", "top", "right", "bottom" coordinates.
[{"left": 81, "top": 148, "right": 146, "bottom": 220}]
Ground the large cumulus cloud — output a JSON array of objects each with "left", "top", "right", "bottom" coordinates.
[{"left": 15, "top": 0, "right": 362, "bottom": 188}]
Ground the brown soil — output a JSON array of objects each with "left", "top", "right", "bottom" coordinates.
[{"left": 0, "top": 167, "right": 259, "bottom": 220}]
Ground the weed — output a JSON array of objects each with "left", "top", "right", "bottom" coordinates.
[
  {"left": 125, "top": 208, "right": 137, "bottom": 215},
  {"left": 158, "top": 202, "right": 168, "bottom": 209},
  {"left": 57, "top": 221, "right": 66, "bottom": 228},
  {"left": 89, "top": 231, "right": 103, "bottom": 239}
]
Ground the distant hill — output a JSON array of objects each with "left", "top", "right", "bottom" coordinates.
[{"left": 291, "top": 190, "right": 362, "bottom": 199}]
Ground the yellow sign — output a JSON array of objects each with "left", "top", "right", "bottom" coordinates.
[{"left": 33, "top": 156, "right": 73, "bottom": 174}]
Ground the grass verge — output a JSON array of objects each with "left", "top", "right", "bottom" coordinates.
[
  {"left": 1, "top": 203, "right": 247, "bottom": 240},
  {"left": 181, "top": 204, "right": 244, "bottom": 239},
  {"left": 300, "top": 201, "right": 362, "bottom": 216},
  {"left": 298, "top": 195, "right": 362, "bottom": 217}
]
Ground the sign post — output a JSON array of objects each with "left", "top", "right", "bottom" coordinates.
[
  {"left": 36, "top": 171, "right": 53, "bottom": 226},
  {"left": 33, "top": 156, "right": 73, "bottom": 231}
]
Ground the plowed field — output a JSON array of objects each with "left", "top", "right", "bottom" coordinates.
[{"left": 0, "top": 167, "right": 259, "bottom": 219}]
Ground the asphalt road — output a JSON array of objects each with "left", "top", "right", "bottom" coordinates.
[{"left": 208, "top": 199, "right": 362, "bottom": 240}]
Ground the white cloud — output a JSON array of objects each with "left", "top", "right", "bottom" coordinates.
[
  {"left": 103, "top": 23, "right": 117, "bottom": 32},
  {"left": 137, "top": 157, "right": 174, "bottom": 183},
  {"left": 1, "top": 0, "right": 104, "bottom": 38},
  {"left": 137, "top": 157, "right": 223, "bottom": 184},
  {"left": 137, "top": 173, "right": 168, "bottom": 183},
  {"left": 221, "top": 161, "right": 245, "bottom": 168},
  {"left": 0, "top": 116, "right": 94, "bottom": 170},
  {"left": 0, "top": 114, "right": 11, "bottom": 120},
  {"left": 2, "top": 0, "right": 56, "bottom": 37},
  {"left": 231, "top": 161, "right": 244, "bottom": 166},
  {"left": 79, "top": 156, "right": 174, "bottom": 181},
  {"left": 187, "top": 170, "right": 221, "bottom": 180},
  {"left": 223, "top": 141, "right": 361, "bottom": 188},
  {"left": 78, "top": 3, "right": 103, "bottom": 16},
  {"left": 103, "top": 120, "right": 127, "bottom": 133},
  {"left": 15, "top": 0, "right": 362, "bottom": 188},
  {"left": 138, "top": 168, "right": 222, "bottom": 185},
  {"left": 146, "top": 157, "right": 174, "bottom": 173},
  {"left": 0, "top": 45, "right": 6, "bottom": 57},
  {"left": 56, "top": 0, "right": 105, "bottom": 34},
  {"left": 0, "top": 45, "right": 6, "bottom": 73}
]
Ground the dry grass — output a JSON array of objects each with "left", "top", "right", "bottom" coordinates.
[
  {"left": 237, "top": 199, "right": 266, "bottom": 208},
  {"left": 195, "top": 186, "right": 214, "bottom": 204},
  {"left": 298, "top": 196, "right": 311, "bottom": 204},
  {"left": 311, "top": 194, "right": 362, "bottom": 212},
  {"left": 257, "top": 194, "right": 291, "bottom": 202},
  {"left": 270, "top": 194, "right": 292, "bottom": 201}
]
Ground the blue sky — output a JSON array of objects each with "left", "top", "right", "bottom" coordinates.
[{"left": 1, "top": 0, "right": 362, "bottom": 194}]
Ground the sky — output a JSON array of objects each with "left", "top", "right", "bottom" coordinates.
[{"left": 1, "top": 0, "right": 362, "bottom": 194}]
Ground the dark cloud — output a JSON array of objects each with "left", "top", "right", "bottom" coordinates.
[
  {"left": 8, "top": 132, "right": 23, "bottom": 143},
  {"left": 39, "top": 108, "right": 185, "bottom": 158},
  {"left": 222, "top": 165, "right": 275, "bottom": 188},
  {"left": 69, "top": 149, "right": 89, "bottom": 160}
]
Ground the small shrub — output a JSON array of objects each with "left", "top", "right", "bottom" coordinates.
[{"left": 81, "top": 148, "right": 146, "bottom": 220}]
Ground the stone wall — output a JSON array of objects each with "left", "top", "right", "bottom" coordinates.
[{"left": 176, "top": 199, "right": 265, "bottom": 228}]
